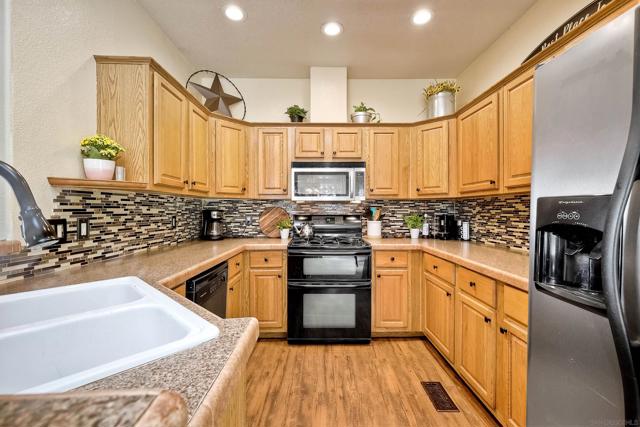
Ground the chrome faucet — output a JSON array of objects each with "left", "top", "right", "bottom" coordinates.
[{"left": 0, "top": 160, "right": 58, "bottom": 248}]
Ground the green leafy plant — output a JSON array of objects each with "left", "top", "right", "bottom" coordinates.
[
  {"left": 80, "top": 134, "right": 125, "bottom": 161},
  {"left": 276, "top": 217, "right": 292, "bottom": 230},
  {"left": 285, "top": 105, "right": 308, "bottom": 119},
  {"left": 422, "top": 80, "right": 460, "bottom": 100},
  {"left": 353, "top": 102, "right": 376, "bottom": 113},
  {"left": 404, "top": 214, "right": 424, "bottom": 230}
]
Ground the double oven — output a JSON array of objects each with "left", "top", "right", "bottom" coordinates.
[{"left": 287, "top": 215, "right": 372, "bottom": 343}]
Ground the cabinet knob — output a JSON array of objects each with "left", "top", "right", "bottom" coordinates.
[
  {"left": 432, "top": 265, "right": 438, "bottom": 270},
  {"left": 499, "top": 327, "right": 508, "bottom": 334},
  {"left": 236, "top": 262, "right": 240, "bottom": 267},
  {"left": 469, "top": 281, "right": 476, "bottom": 287},
  {"left": 370, "top": 188, "right": 374, "bottom": 192},
  {"left": 229, "top": 287, "right": 234, "bottom": 291},
  {"left": 278, "top": 274, "right": 282, "bottom": 278},
  {"left": 377, "top": 274, "right": 381, "bottom": 278},
  {"left": 283, "top": 188, "right": 287, "bottom": 193},
  {"left": 264, "top": 257, "right": 269, "bottom": 262},
  {"left": 484, "top": 316, "right": 491, "bottom": 324},
  {"left": 489, "top": 180, "right": 496, "bottom": 185},
  {"left": 241, "top": 187, "right": 246, "bottom": 192},
  {"left": 416, "top": 187, "right": 420, "bottom": 192},
  {"left": 390, "top": 257, "right": 395, "bottom": 261},
  {"left": 191, "top": 181, "right": 196, "bottom": 185},
  {"left": 446, "top": 292, "right": 451, "bottom": 297},
  {"left": 320, "top": 151, "right": 325, "bottom": 155},
  {"left": 183, "top": 180, "right": 189, "bottom": 184},
  {"left": 333, "top": 151, "right": 337, "bottom": 155}
]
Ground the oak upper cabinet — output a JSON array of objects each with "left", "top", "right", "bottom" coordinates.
[
  {"left": 257, "top": 128, "right": 288, "bottom": 196},
  {"left": 153, "top": 72, "right": 188, "bottom": 189},
  {"left": 215, "top": 120, "right": 247, "bottom": 195},
  {"left": 502, "top": 70, "right": 533, "bottom": 191},
  {"left": 413, "top": 120, "right": 450, "bottom": 197},
  {"left": 187, "top": 103, "right": 211, "bottom": 193},
  {"left": 332, "top": 128, "right": 363, "bottom": 159},
  {"left": 456, "top": 289, "right": 497, "bottom": 408},
  {"left": 496, "top": 285, "right": 528, "bottom": 427},
  {"left": 294, "top": 128, "right": 325, "bottom": 159},
  {"left": 457, "top": 92, "right": 500, "bottom": 194},
  {"left": 424, "top": 273, "right": 455, "bottom": 363},
  {"left": 368, "top": 128, "right": 401, "bottom": 197}
]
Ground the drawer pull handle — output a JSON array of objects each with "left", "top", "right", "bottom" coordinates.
[
  {"left": 446, "top": 292, "right": 451, "bottom": 297},
  {"left": 469, "top": 281, "right": 476, "bottom": 287},
  {"left": 499, "top": 327, "right": 508, "bottom": 334},
  {"left": 432, "top": 265, "right": 438, "bottom": 270},
  {"left": 390, "top": 257, "right": 395, "bottom": 261},
  {"left": 484, "top": 316, "right": 491, "bottom": 324},
  {"left": 377, "top": 274, "right": 381, "bottom": 278}
]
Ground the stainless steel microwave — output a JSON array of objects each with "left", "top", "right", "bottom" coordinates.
[{"left": 291, "top": 162, "right": 366, "bottom": 202}]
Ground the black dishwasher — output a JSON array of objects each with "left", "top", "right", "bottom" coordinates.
[{"left": 186, "top": 262, "right": 228, "bottom": 318}]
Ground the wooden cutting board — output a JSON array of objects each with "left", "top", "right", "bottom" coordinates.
[{"left": 259, "top": 207, "right": 290, "bottom": 238}]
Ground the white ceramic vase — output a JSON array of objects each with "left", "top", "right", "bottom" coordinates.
[
  {"left": 83, "top": 158, "right": 115, "bottom": 180},
  {"left": 410, "top": 228, "right": 420, "bottom": 239},
  {"left": 280, "top": 229, "right": 290, "bottom": 240},
  {"left": 367, "top": 220, "right": 382, "bottom": 237}
]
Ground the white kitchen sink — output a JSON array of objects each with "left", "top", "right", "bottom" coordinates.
[{"left": 0, "top": 277, "right": 219, "bottom": 394}]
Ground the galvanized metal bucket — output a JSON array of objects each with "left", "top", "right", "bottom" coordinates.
[
  {"left": 426, "top": 91, "right": 455, "bottom": 119},
  {"left": 350, "top": 111, "right": 380, "bottom": 123}
]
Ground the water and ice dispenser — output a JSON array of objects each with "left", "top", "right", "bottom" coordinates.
[{"left": 534, "top": 195, "right": 611, "bottom": 310}]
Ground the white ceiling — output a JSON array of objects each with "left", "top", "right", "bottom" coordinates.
[{"left": 139, "top": 0, "right": 537, "bottom": 78}]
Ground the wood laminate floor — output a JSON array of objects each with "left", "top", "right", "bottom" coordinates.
[{"left": 246, "top": 338, "right": 499, "bottom": 427}]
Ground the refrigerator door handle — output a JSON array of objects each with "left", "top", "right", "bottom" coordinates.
[{"left": 623, "top": 181, "right": 640, "bottom": 347}]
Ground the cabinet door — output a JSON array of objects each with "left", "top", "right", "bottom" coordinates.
[
  {"left": 332, "top": 128, "right": 363, "bottom": 159},
  {"left": 414, "top": 121, "right": 449, "bottom": 196},
  {"left": 455, "top": 290, "right": 497, "bottom": 407},
  {"left": 249, "top": 268, "right": 285, "bottom": 330},
  {"left": 294, "top": 128, "right": 325, "bottom": 158},
  {"left": 226, "top": 273, "right": 243, "bottom": 318},
  {"left": 503, "top": 70, "right": 533, "bottom": 190},
  {"left": 187, "top": 103, "right": 211, "bottom": 193},
  {"left": 215, "top": 120, "right": 247, "bottom": 195},
  {"left": 368, "top": 128, "right": 400, "bottom": 196},
  {"left": 257, "top": 128, "right": 288, "bottom": 195},
  {"left": 424, "top": 274, "right": 455, "bottom": 362},
  {"left": 457, "top": 92, "right": 500, "bottom": 193},
  {"left": 374, "top": 268, "right": 409, "bottom": 330},
  {"left": 497, "top": 317, "right": 528, "bottom": 427},
  {"left": 153, "top": 72, "right": 187, "bottom": 189}
]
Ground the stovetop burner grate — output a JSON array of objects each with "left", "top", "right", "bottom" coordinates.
[{"left": 289, "top": 235, "right": 369, "bottom": 249}]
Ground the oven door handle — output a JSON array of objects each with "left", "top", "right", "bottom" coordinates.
[
  {"left": 288, "top": 282, "right": 371, "bottom": 289},
  {"left": 287, "top": 250, "right": 372, "bottom": 256}
]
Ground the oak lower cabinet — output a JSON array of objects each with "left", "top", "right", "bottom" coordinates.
[
  {"left": 455, "top": 288, "right": 497, "bottom": 408},
  {"left": 423, "top": 273, "right": 455, "bottom": 363},
  {"left": 248, "top": 251, "right": 286, "bottom": 334},
  {"left": 367, "top": 128, "right": 402, "bottom": 197},
  {"left": 257, "top": 128, "right": 288, "bottom": 196},
  {"left": 496, "top": 285, "right": 529, "bottom": 427},
  {"left": 373, "top": 251, "right": 410, "bottom": 332},
  {"left": 216, "top": 120, "right": 247, "bottom": 196},
  {"left": 226, "top": 253, "right": 245, "bottom": 318},
  {"left": 457, "top": 92, "right": 500, "bottom": 194}
]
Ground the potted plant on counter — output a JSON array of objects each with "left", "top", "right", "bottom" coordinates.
[
  {"left": 277, "top": 217, "right": 293, "bottom": 240},
  {"left": 351, "top": 102, "right": 380, "bottom": 123},
  {"left": 404, "top": 214, "right": 424, "bottom": 239},
  {"left": 80, "top": 134, "right": 125, "bottom": 180},
  {"left": 285, "top": 105, "right": 308, "bottom": 122},
  {"left": 423, "top": 80, "right": 460, "bottom": 119}
]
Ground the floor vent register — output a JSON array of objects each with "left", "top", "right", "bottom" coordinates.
[{"left": 421, "top": 381, "right": 459, "bottom": 412}]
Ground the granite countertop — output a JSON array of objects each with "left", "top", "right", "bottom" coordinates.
[
  {"left": 0, "top": 238, "right": 286, "bottom": 427},
  {"left": 366, "top": 237, "right": 530, "bottom": 291}
]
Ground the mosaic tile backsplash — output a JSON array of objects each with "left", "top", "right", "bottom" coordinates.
[
  {"left": 0, "top": 189, "right": 201, "bottom": 283},
  {"left": 206, "top": 194, "right": 531, "bottom": 251}
]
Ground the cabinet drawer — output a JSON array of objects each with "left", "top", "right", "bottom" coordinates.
[
  {"left": 457, "top": 267, "right": 496, "bottom": 307},
  {"left": 423, "top": 253, "right": 455, "bottom": 284},
  {"left": 504, "top": 285, "right": 528, "bottom": 326},
  {"left": 375, "top": 251, "right": 409, "bottom": 268},
  {"left": 228, "top": 253, "right": 243, "bottom": 278},
  {"left": 249, "top": 251, "right": 283, "bottom": 268}
]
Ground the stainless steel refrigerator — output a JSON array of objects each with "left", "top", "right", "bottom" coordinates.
[{"left": 528, "top": 6, "right": 640, "bottom": 426}]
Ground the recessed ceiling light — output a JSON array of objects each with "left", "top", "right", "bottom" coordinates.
[
  {"left": 412, "top": 9, "right": 432, "bottom": 26},
  {"left": 224, "top": 5, "right": 245, "bottom": 21},
  {"left": 322, "top": 22, "right": 343, "bottom": 36}
]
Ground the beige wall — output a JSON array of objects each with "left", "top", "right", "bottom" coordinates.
[
  {"left": 0, "top": 0, "right": 10, "bottom": 241},
  {"left": 456, "top": 0, "right": 593, "bottom": 106},
  {"left": 3, "top": 0, "right": 195, "bottom": 240}
]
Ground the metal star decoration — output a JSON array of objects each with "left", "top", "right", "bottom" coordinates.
[{"left": 189, "top": 74, "right": 243, "bottom": 117}]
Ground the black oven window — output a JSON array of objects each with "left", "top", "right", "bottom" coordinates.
[{"left": 303, "top": 293, "right": 356, "bottom": 328}]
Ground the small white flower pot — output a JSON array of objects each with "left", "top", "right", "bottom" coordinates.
[
  {"left": 410, "top": 228, "right": 420, "bottom": 239},
  {"left": 83, "top": 158, "right": 115, "bottom": 180},
  {"left": 280, "top": 229, "right": 290, "bottom": 240}
]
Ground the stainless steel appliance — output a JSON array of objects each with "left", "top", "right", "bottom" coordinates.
[
  {"left": 186, "top": 262, "right": 228, "bottom": 318},
  {"left": 434, "top": 213, "right": 457, "bottom": 240},
  {"left": 287, "top": 214, "right": 371, "bottom": 343},
  {"left": 291, "top": 162, "right": 366, "bottom": 202},
  {"left": 202, "top": 207, "right": 225, "bottom": 240},
  {"left": 528, "top": 8, "right": 640, "bottom": 425}
]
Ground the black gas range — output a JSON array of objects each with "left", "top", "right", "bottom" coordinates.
[{"left": 287, "top": 214, "right": 372, "bottom": 344}]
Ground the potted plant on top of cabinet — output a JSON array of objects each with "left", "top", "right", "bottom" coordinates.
[
  {"left": 404, "top": 214, "right": 424, "bottom": 239},
  {"left": 351, "top": 102, "right": 380, "bottom": 123},
  {"left": 285, "top": 105, "right": 308, "bottom": 122},
  {"left": 80, "top": 134, "right": 125, "bottom": 181},
  {"left": 277, "top": 217, "right": 292, "bottom": 239},
  {"left": 423, "top": 80, "right": 460, "bottom": 119}
]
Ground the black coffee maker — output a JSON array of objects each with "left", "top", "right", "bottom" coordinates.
[
  {"left": 434, "top": 214, "right": 457, "bottom": 240},
  {"left": 202, "top": 208, "right": 225, "bottom": 240}
]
